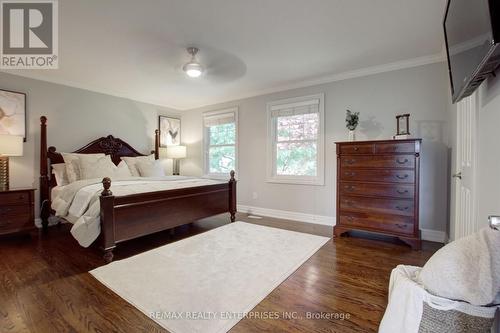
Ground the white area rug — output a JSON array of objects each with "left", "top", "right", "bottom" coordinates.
[{"left": 90, "top": 221, "right": 329, "bottom": 333}]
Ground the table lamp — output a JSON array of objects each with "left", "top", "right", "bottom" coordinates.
[
  {"left": 0, "top": 135, "right": 24, "bottom": 191},
  {"left": 165, "top": 145, "right": 186, "bottom": 175}
]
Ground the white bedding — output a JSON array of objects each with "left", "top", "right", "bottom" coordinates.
[
  {"left": 51, "top": 185, "right": 66, "bottom": 202},
  {"left": 52, "top": 176, "right": 225, "bottom": 247}
]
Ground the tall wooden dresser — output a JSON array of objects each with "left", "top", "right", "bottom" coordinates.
[{"left": 334, "top": 139, "right": 421, "bottom": 249}]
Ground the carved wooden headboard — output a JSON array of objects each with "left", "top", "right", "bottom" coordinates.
[{"left": 39, "top": 116, "right": 160, "bottom": 211}]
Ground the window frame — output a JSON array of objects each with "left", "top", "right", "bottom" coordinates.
[
  {"left": 202, "top": 107, "right": 239, "bottom": 180},
  {"left": 266, "top": 94, "right": 325, "bottom": 186}
]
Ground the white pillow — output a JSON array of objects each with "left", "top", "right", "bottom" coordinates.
[
  {"left": 114, "top": 161, "right": 133, "bottom": 178},
  {"left": 136, "top": 160, "right": 164, "bottom": 177},
  {"left": 61, "top": 153, "right": 105, "bottom": 183},
  {"left": 121, "top": 155, "right": 155, "bottom": 177},
  {"left": 52, "top": 163, "right": 69, "bottom": 186},
  {"left": 79, "top": 155, "right": 132, "bottom": 180}
]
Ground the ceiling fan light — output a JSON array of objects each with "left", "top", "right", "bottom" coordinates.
[
  {"left": 183, "top": 62, "right": 203, "bottom": 78},
  {"left": 183, "top": 47, "right": 204, "bottom": 78}
]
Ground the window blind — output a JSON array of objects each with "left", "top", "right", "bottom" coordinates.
[
  {"left": 203, "top": 112, "right": 235, "bottom": 127},
  {"left": 270, "top": 99, "right": 320, "bottom": 118}
]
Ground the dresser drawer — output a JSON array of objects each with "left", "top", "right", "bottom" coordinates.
[
  {"left": 0, "top": 205, "right": 31, "bottom": 218},
  {"left": 340, "top": 182, "right": 414, "bottom": 199},
  {"left": 339, "top": 211, "right": 414, "bottom": 236},
  {"left": 341, "top": 169, "right": 415, "bottom": 183},
  {"left": 0, "top": 206, "right": 32, "bottom": 234},
  {"left": 375, "top": 142, "right": 416, "bottom": 154},
  {"left": 339, "top": 143, "right": 374, "bottom": 154},
  {"left": 341, "top": 155, "right": 415, "bottom": 169},
  {"left": 340, "top": 196, "right": 414, "bottom": 217},
  {"left": 1, "top": 191, "right": 31, "bottom": 205}
]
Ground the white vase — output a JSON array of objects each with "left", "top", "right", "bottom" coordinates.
[{"left": 348, "top": 130, "right": 356, "bottom": 141}]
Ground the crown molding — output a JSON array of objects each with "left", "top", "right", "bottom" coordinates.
[
  {"left": 1, "top": 52, "right": 445, "bottom": 111},
  {"left": 0, "top": 70, "right": 185, "bottom": 110},
  {"left": 187, "top": 53, "right": 445, "bottom": 110}
]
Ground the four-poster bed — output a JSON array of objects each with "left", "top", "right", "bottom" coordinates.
[{"left": 39, "top": 116, "right": 237, "bottom": 262}]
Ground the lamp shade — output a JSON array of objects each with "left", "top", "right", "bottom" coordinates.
[
  {"left": 165, "top": 145, "right": 187, "bottom": 159},
  {"left": 0, "top": 135, "right": 23, "bottom": 156}
]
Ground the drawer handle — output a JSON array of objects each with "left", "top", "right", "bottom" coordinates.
[
  {"left": 353, "top": 147, "right": 359, "bottom": 151},
  {"left": 346, "top": 216, "right": 354, "bottom": 221},
  {"left": 396, "top": 206, "right": 409, "bottom": 211},
  {"left": 346, "top": 159, "right": 356, "bottom": 165},
  {"left": 396, "top": 189, "right": 409, "bottom": 194},
  {"left": 0, "top": 219, "right": 12, "bottom": 226},
  {"left": 344, "top": 172, "right": 356, "bottom": 177},
  {"left": 344, "top": 185, "right": 356, "bottom": 191},
  {"left": 345, "top": 200, "right": 354, "bottom": 206},
  {"left": 395, "top": 223, "right": 406, "bottom": 229},
  {"left": 396, "top": 158, "right": 409, "bottom": 164},
  {"left": 396, "top": 174, "right": 409, "bottom": 180},
  {"left": 0, "top": 207, "right": 13, "bottom": 215}
]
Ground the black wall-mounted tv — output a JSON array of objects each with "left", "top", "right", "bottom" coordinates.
[{"left": 444, "top": 0, "right": 500, "bottom": 103}]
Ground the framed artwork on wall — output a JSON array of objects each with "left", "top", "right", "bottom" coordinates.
[
  {"left": 159, "top": 116, "right": 180, "bottom": 147},
  {"left": 0, "top": 89, "right": 26, "bottom": 141}
]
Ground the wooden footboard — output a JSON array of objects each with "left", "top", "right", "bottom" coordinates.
[{"left": 99, "top": 171, "right": 237, "bottom": 262}]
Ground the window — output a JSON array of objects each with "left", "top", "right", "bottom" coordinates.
[
  {"left": 267, "top": 94, "right": 324, "bottom": 185},
  {"left": 203, "top": 108, "right": 238, "bottom": 178}
]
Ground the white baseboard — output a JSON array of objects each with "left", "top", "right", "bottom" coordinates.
[
  {"left": 420, "top": 229, "right": 448, "bottom": 243},
  {"left": 34, "top": 217, "right": 60, "bottom": 228},
  {"left": 238, "top": 205, "right": 335, "bottom": 226},
  {"left": 237, "top": 204, "right": 447, "bottom": 243}
]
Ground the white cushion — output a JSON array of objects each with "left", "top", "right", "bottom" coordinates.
[
  {"left": 61, "top": 153, "right": 105, "bottom": 183},
  {"left": 79, "top": 155, "right": 132, "bottom": 180},
  {"left": 114, "top": 161, "right": 133, "bottom": 178},
  {"left": 52, "top": 163, "right": 69, "bottom": 186},
  {"left": 121, "top": 155, "right": 155, "bottom": 177},
  {"left": 136, "top": 160, "right": 164, "bottom": 177}
]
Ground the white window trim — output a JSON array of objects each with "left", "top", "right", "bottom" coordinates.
[
  {"left": 266, "top": 94, "right": 325, "bottom": 186},
  {"left": 202, "top": 107, "right": 239, "bottom": 180}
]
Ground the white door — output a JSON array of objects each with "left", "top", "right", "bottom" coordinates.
[{"left": 453, "top": 93, "right": 478, "bottom": 240}]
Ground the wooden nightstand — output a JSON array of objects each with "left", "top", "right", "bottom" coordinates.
[{"left": 0, "top": 188, "right": 36, "bottom": 236}]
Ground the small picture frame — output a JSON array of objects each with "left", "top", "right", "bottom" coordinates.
[
  {"left": 159, "top": 116, "right": 181, "bottom": 147},
  {"left": 0, "top": 89, "right": 26, "bottom": 141},
  {"left": 396, "top": 114, "right": 410, "bottom": 136}
]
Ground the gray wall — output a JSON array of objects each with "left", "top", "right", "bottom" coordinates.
[
  {"left": 1, "top": 72, "right": 179, "bottom": 217},
  {"left": 181, "top": 62, "right": 452, "bottom": 233}
]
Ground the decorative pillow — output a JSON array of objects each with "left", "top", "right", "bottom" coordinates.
[
  {"left": 52, "top": 163, "right": 69, "bottom": 186},
  {"left": 136, "top": 160, "right": 164, "bottom": 177},
  {"left": 121, "top": 155, "right": 155, "bottom": 177},
  {"left": 61, "top": 153, "right": 105, "bottom": 183},
  {"left": 114, "top": 161, "right": 133, "bottom": 178},
  {"left": 79, "top": 155, "right": 132, "bottom": 180}
]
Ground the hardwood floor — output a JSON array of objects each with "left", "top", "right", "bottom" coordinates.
[{"left": 0, "top": 213, "right": 442, "bottom": 333}]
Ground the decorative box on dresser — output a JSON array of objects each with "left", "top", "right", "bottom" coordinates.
[
  {"left": 0, "top": 189, "right": 36, "bottom": 236},
  {"left": 334, "top": 139, "right": 422, "bottom": 249}
]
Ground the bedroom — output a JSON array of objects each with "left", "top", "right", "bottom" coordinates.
[{"left": 0, "top": 0, "right": 499, "bottom": 332}]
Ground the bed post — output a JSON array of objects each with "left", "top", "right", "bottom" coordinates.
[
  {"left": 40, "top": 116, "right": 50, "bottom": 230},
  {"left": 154, "top": 129, "right": 160, "bottom": 160},
  {"left": 229, "top": 170, "right": 236, "bottom": 222},
  {"left": 100, "top": 177, "right": 116, "bottom": 263}
]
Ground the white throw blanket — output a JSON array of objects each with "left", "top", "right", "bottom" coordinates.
[
  {"left": 418, "top": 227, "right": 500, "bottom": 306},
  {"left": 52, "top": 177, "right": 224, "bottom": 247}
]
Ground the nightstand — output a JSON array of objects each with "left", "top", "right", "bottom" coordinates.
[{"left": 0, "top": 188, "right": 36, "bottom": 236}]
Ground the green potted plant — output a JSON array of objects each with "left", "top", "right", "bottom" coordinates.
[{"left": 345, "top": 109, "right": 359, "bottom": 141}]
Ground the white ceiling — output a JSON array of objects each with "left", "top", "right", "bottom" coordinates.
[{"left": 4, "top": 0, "right": 448, "bottom": 110}]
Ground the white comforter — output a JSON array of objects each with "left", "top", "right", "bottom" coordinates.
[{"left": 52, "top": 176, "right": 225, "bottom": 247}]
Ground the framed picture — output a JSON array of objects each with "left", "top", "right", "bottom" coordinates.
[
  {"left": 0, "top": 89, "right": 26, "bottom": 141},
  {"left": 396, "top": 114, "right": 410, "bottom": 136},
  {"left": 159, "top": 116, "right": 181, "bottom": 147}
]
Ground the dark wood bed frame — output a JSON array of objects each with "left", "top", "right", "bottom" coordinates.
[{"left": 39, "top": 116, "right": 237, "bottom": 263}]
